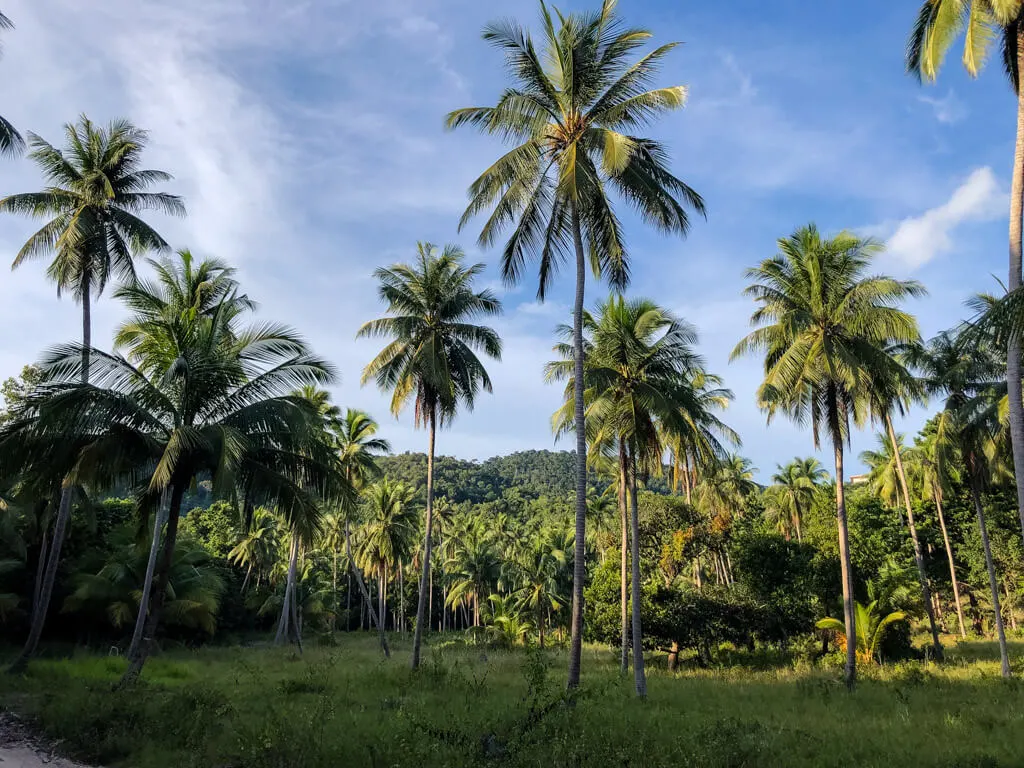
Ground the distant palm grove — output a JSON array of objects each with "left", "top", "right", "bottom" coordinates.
[{"left": 5, "top": 1, "right": 1024, "bottom": 766}]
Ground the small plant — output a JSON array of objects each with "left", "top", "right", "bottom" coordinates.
[{"left": 816, "top": 600, "right": 906, "bottom": 664}]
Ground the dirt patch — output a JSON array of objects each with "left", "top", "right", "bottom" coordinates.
[{"left": 0, "top": 712, "right": 95, "bottom": 768}]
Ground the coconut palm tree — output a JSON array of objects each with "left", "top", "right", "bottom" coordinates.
[
  {"left": 816, "top": 599, "right": 907, "bottom": 665},
  {"left": 0, "top": 256, "right": 346, "bottom": 681},
  {"left": 770, "top": 458, "right": 827, "bottom": 542},
  {"left": 907, "top": 331, "right": 1012, "bottom": 674},
  {"left": 914, "top": 429, "right": 968, "bottom": 638},
  {"left": 0, "top": 12, "right": 23, "bottom": 157},
  {"left": 334, "top": 409, "right": 392, "bottom": 655},
  {"left": 446, "top": 519, "right": 501, "bottom": 628},
  {"left": 509, "top": 529, "right": 569, "bottom": 648},
  {"left": 448, "top": 0, "right": 706, "bottom": 689},
  {"left": 356, "top": 479, "right": 416, "bottom": 633},
  {"left": 0, "top": 117, "right": 183, "bottom": 671},
  {"left": 550, "top": 295, "right": 715, "bottom": 697},
  {"left": 732, "top": 224, "right": 924, "bottom": 689},
  {"left": 358, "top": 242, "right": 502, "bottom": 669},
  {"left": 908, "top": 0, "right": 1024, "bottom": 561}
]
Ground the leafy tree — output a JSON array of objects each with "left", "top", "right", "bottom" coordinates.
[
  {"left": 0, "top": 366, "right": 42, "bottom": 426},
  {"left": 732, "top": 224, "right": 923, "bottom": 689},
  {"left": 448, "top": 0, "right": 705, "bottom": 689},
  {"left": 359, "top": 242, "right": 501, "bottom": 669}
]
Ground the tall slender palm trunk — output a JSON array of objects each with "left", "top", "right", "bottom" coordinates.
[
  {"left": 886, "top": 416, "right": 942, "bottom": 659},
  {"left": 127, "top": 487, "right": 170, "bottom": 659},
  {"left": 1006, "top": 24, "right": 1024, "bottom": 558},
  {"left": 934, "top": 487, "right": 967, "bottom": 638},
  {"left": 619, "top": 441, "right": 629, "bottom": 675},
  {"left": 968, "top": 475, "right": 1011, "bottom": 678},
  {"left": 31, "top": 529, "right": 48, "bottom": 615},
  {"left": 120, "top": 483, "right": 185, "bottom": 686},
  {"left": 11, "top": 277, "right": 93, "bottom": 674},
  {"left": 567, "top": 202, "right": 587, "bottom": 691},
  {"left": 411, "top": 407, "right": 437, "bottom": 669},
  {"left": 275, "top": 535, "right": 300, "bottom": 645},
  {"left": 628, "top": 447, "right": 647, "bottom": 698},
  {"left": 833, "top": 435, "right": 857, "bottom": 690}
]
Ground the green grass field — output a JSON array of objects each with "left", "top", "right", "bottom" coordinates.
[{"left": 2, "top": 635, "right": 1024, "bottom": 767}]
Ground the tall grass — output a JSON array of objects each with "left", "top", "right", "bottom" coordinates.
[{"left": 2, "top": 635, "right": 1023, "bottom": 767}]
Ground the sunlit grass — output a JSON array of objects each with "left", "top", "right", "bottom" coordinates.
[{"left": 2, "top": 634, "right": 1023, "bottom": 767}]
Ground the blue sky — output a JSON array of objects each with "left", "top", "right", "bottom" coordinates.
[{"left": 0, "top": 0, "right": 1016, "bottom": 480}]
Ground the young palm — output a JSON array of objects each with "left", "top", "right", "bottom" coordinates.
[
  {"left": 732, "top": 224, "right": 924, "bottom": 689},
  {"left": 359, "top": 242, "right": 502, "bottom": 669},
  {"left": 908, "top": 0, "right": 1024, "bottom": 562},
  {"left": 448, "top": 0, "right": 705, "bottom": 688},
  {"left": 334, "top": 408, "right": 392, "bottom": 655},
  {"left": 0, "top": 12, "right": 23, "bottom": 156}
]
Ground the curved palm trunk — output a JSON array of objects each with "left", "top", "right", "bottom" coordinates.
[
  {"left": 969, "top": 475, "right": 1011, "bottom": 678},
  {"left": 628, "top": 447, "right": 647, "bottom": 698},
  {"left": 31, "top": 529, "right": 48, "bottom": 614},
  {"left": 567, "top": 202, "right": 588, "bottom": 691},
  {"left": 1006, "top": 24, "right": 1024, "bottom": 559},
  {"left": 127, "top": 487, "right": 170, "bottom": 659},
  {"left": 934, "top": 487, "right": 967, "bottom": 639},
  {"left": 793, "top": 496, "right": 802, "bottom": 543},
  {"left": 833, "top": 436, "right": 857, "bottom": 690},
  {"left": 619, "top": 441, "right": 629, "bottom": 675},
  {"left": 120, "top": 483, "right": 185, "bottom": 686},
  {"left": 885, "top": 416, "right": 942, "bottom": 659},
  {"left": 8, "top": 486, "right": 73, "bottom": 674},
  {"left": 411, "top": 407, "right": 437, "bottom": 669},
  {"left": 11, "top": 280, "right": 93, "bottom": 675}
]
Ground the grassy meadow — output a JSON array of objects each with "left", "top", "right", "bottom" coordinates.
[{"left": 3, "top": 635, "right": 1024, "bottom": 768}]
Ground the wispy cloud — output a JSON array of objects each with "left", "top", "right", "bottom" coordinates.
[
  {"left": 883, "top": 167, "right": 1005, "bottom": 270},
  {"left": 917, "top": 90, "right": 968, "bottom": 125}
]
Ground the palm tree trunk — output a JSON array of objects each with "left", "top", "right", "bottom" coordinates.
[
  {"left": 276, "top": 535, "right": 300, "bottom": 645},
  {"left": 345, "top": 518, "right": 389, "bottom": 655},
  {"left": 934, "top": 487, "right": 966, "bottom": 639},
  {"left": 969, "top": 475, "right": 1011, "bottom": 678},
  {"left": 346, "top": 573, "right": 352, "bottom": 630},
  {"left": 886, "top": 415, "right": 942, "bottom": 659},
  {"left": 567, "top": 201, "right": 587, "bottom": 691},
  {"left": 31, "top": 530, "right": 48, "bottom": 616},
  {"left": 332, "top": 547, "right": 338, "bottom": 631},
  {"left": 8, "top": 486, "right": 73, "bottom": 674},
  {"left": 628, "top": 447, "right": 647, "bottom": 698},
  {"left": 793, "top": 497, "right": 802, "bottom": 543},
  {"left": 120, "top": 483, "right": 185, "bottom": 686},
  {"left": 290, "top": 562, "right": 304, "bottom": 654},
  {"left": 1005, "top": 582, "right": 1018, "bottom": 631},
  {"left": 833, "top": 433, "right": 857, "bottom": 690},
  {"left": 399, "top": 566, "right": 405, "bottom": 635},
  {"left": 1006, "top": 23, "right": 1024, "bottom": 559},
  {"left": 682, "top": 455, "right": 692, "bottom": 505},
  {"left": 618, "top": 440, "right": 629, "bottom": 675},
  {"left": 411, "top": 406, "right": 437, "bottom": 668},
  {"left": 127, "top": 487, "right": 170, "bottom": 659}
]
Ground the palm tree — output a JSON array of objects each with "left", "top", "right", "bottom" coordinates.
[
  {"left": 908, "top": 0, "right": 1024, "bottom": 564},
  {"left": 816, "top": 599, "right": 907, "bottom": 664},
  {"left": 509, "top": 529, "right": 569, "bottom": 648},
  {"left": 732, "top": 224, "right": 923, "bottom": 689},
  {"left": 0, "top": 117, "right": 184, "bottom": 672},
  {"left": 358, "top": 242, "right": 502, "bottom": 669},
  {"left": 0, "top": 12, "right": 23, "bottom": 156},
  {"left": 448, "top": 0, "right": 706, "bottom": 689},
  {"left": 446, "top": 519, "right": 501, "bottom": 628},
  {"left": 907, "top": 331, "right": 1012, "bottom": 674},
  {"left": 0, "top": 253, "right": 346, "bottom": 681},
  {"left": 550, "top": 295, "right": 713, "bottom": 697},
  {"left": 229, "top": 508, "right": 279, "bottom": 593},
  {"left": 914, "top": 429, "right": 968, "bottom": 638},
  {"left": 356, "top": 479, "right": 416, "bottom": 634},
  {"left": 770, "top": 458, "right": 827, "bottom": 542},
  {"left": 334, "top": 409, "right": 392, "bottom": 655}
]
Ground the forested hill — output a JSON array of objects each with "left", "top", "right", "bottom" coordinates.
[{"left": 376, "top": 449, "right": 670, "bottom": 505}]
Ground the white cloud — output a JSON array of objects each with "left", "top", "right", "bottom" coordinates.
[
  {"left": 917, "top": 90, "right": 967, "bottom": 125},
  {"left": 884, "top": 167, "right": 1005, "bottom": 270}
]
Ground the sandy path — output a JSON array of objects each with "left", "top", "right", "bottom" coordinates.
[{"left": 0, "top": 713, "right": 93, "bottom": 768}]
